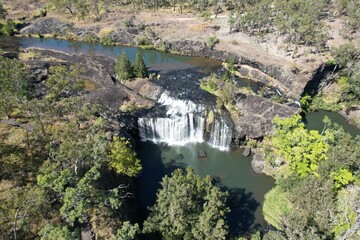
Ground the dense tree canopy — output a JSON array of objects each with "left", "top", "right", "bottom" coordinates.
[
  {"left": 262, "top": 116, "right": 360, "bottom": 240},
  {"left": 143, "top": 168, "right": 229, "bottom": 240},
  {"left": 0, "top": 56, "right": 142, "bottom": 239}
]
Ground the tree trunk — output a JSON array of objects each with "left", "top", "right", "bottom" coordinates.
[
  {"left": 13, "top": 208, "right": 19, "bottom": 240},
  {"left": 66, "top": 6, "right": 75, "bottom": 16}
]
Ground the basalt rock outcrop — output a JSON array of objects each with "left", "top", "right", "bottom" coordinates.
[
  {"left": 233, "top": 94, "right": 299, "bottom": 140},
  {"left": 20, "top": 18, "right": 74, "bottom": 35}
]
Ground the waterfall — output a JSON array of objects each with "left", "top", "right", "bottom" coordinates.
[
  {"left": 208, "top": 119, "right": 233, "bottom": 151},
  {"left": 138, "top": 92, "right": 232, "bottom": 150}
]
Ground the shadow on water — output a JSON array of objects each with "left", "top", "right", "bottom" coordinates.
[
  {"left": 212, "top": 176, "right": 261, "bottom": 237},
  {"left": 226, "top": 187, "right": 261, "bottom": 237},
  {"left": 135, "top": 140, "right": 187, "bottom": 240}
]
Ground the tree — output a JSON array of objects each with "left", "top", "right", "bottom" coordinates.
[
  {"left": 108, "top": 137, "right": 142, "bottom": 177},
  {"left": 133, "top": 51, "right": 147, "bottom": 78},
  {"left": 263, "top": 114, "right": 334, "bottom": 177},
  {"left": 45, "top": 65, "right": 84, "bottom": 101},
  {"left": 143, "top": 168, "right": 229, "bottom": 240},
  {"left": 39, "top": 224, "right": 80, "bottom": 240},
  {"left": 0, "top": 57, "right": 29, "bottom": 118},
  {"left": 0, "top": 185, "right": 50, "bottom": 240},
  {"left": 115, "top": 221, "right": 140, "bottom": 240},
  {"left": 115, "top": 52, "right": 133, "bottom": 81}
]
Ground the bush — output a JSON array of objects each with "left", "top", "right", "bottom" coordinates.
[
  {"left": 100, "top": 34, "right": 113, "bottom": 45},
  {"left": 124, "top": 19, "right": 134, "bottom": 28},
  {"left": 83, "top": 33, "right": 99, "bottom": 43},
  {"left": 331, "top": 43, "right": 358, "bottom": 69},
  {"left": 136, "top": 36, "right": 151, "bottom": 46},
  {"left": 206, "top": 35, "right": 219, "bottom": 50},
  {"left": 0, "top": 20, "right": 16, "bottom": 36}
]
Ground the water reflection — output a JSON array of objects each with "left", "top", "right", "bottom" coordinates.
[
  {"left": 0, "top": 36, "right": 221, "bottom": 74},
  {"left": 136, "top": 140, "right": 275, "bottom": 237}
]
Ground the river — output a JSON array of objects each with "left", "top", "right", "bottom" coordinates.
[{"left": 1, "top": 36, "right": 359, "bottom": 237}]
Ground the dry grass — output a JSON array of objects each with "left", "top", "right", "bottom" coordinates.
[
  {"left": 98, "top": 26, "right": 114, "bottom": 38},
  {"left": 19, "top": 50, "right": 38, "bottom": 60},
  {"left": 83, "top": 79, "right": 101, "bottom": 92},
  {"left": 0, "top": 123, "right": 27, "bottom": 146}
]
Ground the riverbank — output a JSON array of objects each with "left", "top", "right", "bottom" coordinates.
[{"left": 2, "top": 2, "right": 339, "bottom": 100}]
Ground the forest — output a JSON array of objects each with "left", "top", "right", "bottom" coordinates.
[{"left": 0, "top": 0, "right": 360, "bottom": 240}]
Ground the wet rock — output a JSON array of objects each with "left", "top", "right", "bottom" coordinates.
[
  {"left": 242, "top": 146, "right": 251, "bottom": 157},
  {"left": 251, "top": 150, "right": 265, "bottom": 174},
  {"left": 198, "top": 150, "right": 207, "bottom": 159}
]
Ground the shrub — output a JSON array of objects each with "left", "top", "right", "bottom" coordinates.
[
  {"left": 124, "top": 19, "right": 134, "bottom": 28},
  {"left": 83, "top": 33, "right": 99, "bottom": 43},
  {"left": 331, "top": 43, "right": 358, "bottom": 69},
  {"left": 136, "top": 36, "right": 151, "bottom": 46},
  {"left": 100, "top": 34, "right": 113, "bottom": 45},
  {"left": 206, "top": 35, "right": 219, "bottom": 50}
]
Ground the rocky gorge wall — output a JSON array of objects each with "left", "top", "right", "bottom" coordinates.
[{"left": 19, "top": 17, "right": 325, "bottom": 100}]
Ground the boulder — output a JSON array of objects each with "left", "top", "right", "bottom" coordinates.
[
  {"left": 242, "top": 146, "right": 251, "bottom": 157},
  {"left": 233, "top": 94, "right": 298, "bottom": 139},
  {"left": 251, "top": 150, "right": 265, "bottom": 174},
  {"left": 20, "top": 18, "right": 73, "bottom": 35}
]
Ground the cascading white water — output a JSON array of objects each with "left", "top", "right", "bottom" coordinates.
[
  {"left": 208, "top": 119, "right": 233, "bottom": 151},
  {"left": 138, "top": 92, "right": 232, "bottom": 150}
]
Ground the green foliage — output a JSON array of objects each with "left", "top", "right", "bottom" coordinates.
[
  {"left": 264, "top": 115, "right": 333, "bottom": 177},
  {"left": 115, "top": 52, "right": 134, "bottom": 81},
  {"left": 332, "top": 185, "right": 360, "bottom": 238},
  {"left": 100, "top": 34, "right": 114, "bottom": 45},
  {"left": 108, "top": 137, "right": 142, "bottom": 177},
  {"left": 337, "top": 0, "right": 360, "bottom": 30},
  {"left": 143, "top": 168, "right": 229, "bottom": 240},
  {"left": 332, "top": 168, "right": 354, "bottom": 189},
  {"left": 115, "top": 221, "right": 140, "bottom": 240},
  {"left": 0, "top": 185, "right": 50, "bottom": 239},
  {"left": 0, "top": 57, "right": 29, "bottom": 117},
  {"left": 136, "top": 36, "right": 151, "bottom": 46},
  {"left": 0, "top": 20, "right": 16, "bottom": 36},
  {"left": 300, "top": 94, "right": 312, "bottom": 112},
  {"left": 261, "top": 114, "right": 360, "bottom": 239},
  {"left": 231, "top": 0, "right": 329, "bottom": 48},
  {"left": 47, "top": 0, "right": 101, "bottom": 20},
  {"left": 45, "top": 65, "right": 84, "bottom": 101},
  {"left": 342, "top": 63, "right": 360, "bottom": 102},
  {"left": 263, "top": 230, "right": 287, "bottom": 240},
  {"left": 206, "top": 35, "right": 219, "bottom": 49},
  {"left": 331, "top": 43, "right": 358, "bottom": 69},
  {"left": 83, "top": 32, "right": 99, "bottom": 43},
  {"left": 225, "top": 57, "right": 236, "bottom": 73},
  {"left": 263, "top": 186, "right": 293, "bottom": 230},
  {"left": 133, "top": 51, "right": 147, "bottom": 78},
  {"left": 39, "top": 224, "right": 80, "bottom": 240},
  {"left": 124, "top": 19, "right": 134, "bottom": 28}
]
